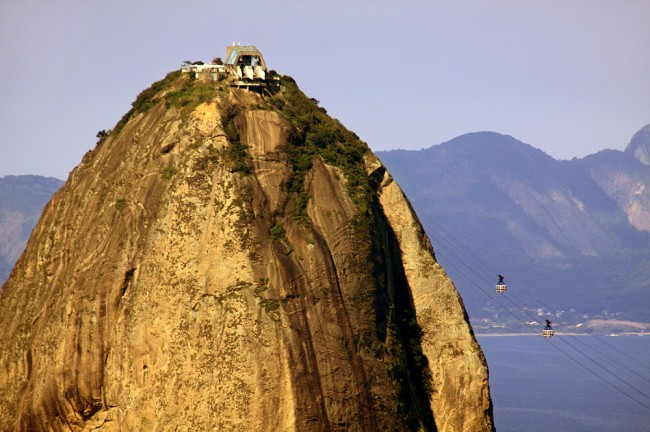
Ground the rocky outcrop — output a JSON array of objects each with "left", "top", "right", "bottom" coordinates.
[
  {"left": 582, "top": 149, "right": 650, "bottom": 232},
  {"left": 626, "top": 123, "right": 650, "bottom": 165},
  {"left": 366, "top": 157, "right": 492, "bottom": 431},
  {"left": 0, "top": 73, "right": 493, "bottom": 431}
]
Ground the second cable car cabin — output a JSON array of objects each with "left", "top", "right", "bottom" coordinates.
[
  {"left": 542, "top": 320, "right": 554, "bottom": 338},
  {"left": 495, "top": 274, "right": 507, "bottom": 293}
]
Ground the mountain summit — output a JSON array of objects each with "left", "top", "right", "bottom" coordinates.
[
  {"left": 0, "top": 52, "right": 493, "bottom": 431},
  {"left": 625, "top": 123, "right": 650, "bottom": 165}
]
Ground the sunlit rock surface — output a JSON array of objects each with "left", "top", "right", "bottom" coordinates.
[{"left": 0, "top": 73, "right": 493, "bottom": 431}]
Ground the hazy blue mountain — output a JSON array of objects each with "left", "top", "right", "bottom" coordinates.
[
  {"left": 378, "top": 127, "right": 650, "bottom": 332},
  {"left": 0, "top": 175, "right": 63, "bottom": 285}
]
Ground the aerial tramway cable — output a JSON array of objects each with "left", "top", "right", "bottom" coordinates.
[
  {"left": 562, "top": 332, "right": 650, "bottom": 385},
  {"left": 423, "top": 215, "right": 650, "bottom": 378},
  {"left": 554, "top": 335, "right": 650, "bottom": 399},
  {"left": 591, "top": 335, "right": 650, "bottom": 374},
  {"left": 414, "top": 214, "right": 650, "bottom": 410},
  {"left": 432, "top": 244, "right": 650, "bottom": 410},
  {"left": 544, "top": 335, "right": 650, "bottom": 410}
]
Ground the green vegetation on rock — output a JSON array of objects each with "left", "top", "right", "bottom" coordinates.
[
  {"left": 219, "top": 101, "right": 251, "bottom": 176},
  {"left": 269, "top": 224, "right": 286, "bottom": 241},
  {"left": 113, "top": 71, "right": 182, "bottom": 134},
  {"left": 161, "top": 166, "right": 177, "bottom": 181},
  {"left": 164, "top": 77, "right": 217, "bottom": 114},
  {"left": 114, "top": 198, "right": 127, "bottom": 211},
  {"left": 113, "top": 71, "right": 217, "bottom": 135},
  {"left": 268, "top": 76, "right": 372, "bottom": 220}
]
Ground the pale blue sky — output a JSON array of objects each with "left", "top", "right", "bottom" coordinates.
[{"left": 1, "top": 0, "right": 649, "bottom": 179}]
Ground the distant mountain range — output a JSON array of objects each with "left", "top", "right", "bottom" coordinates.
[
  {"left": 378, "top": 124, "right": 650, "bottom": 333},
  {"left": 0, "top": 176, "right": 63, "bottom": 283}
]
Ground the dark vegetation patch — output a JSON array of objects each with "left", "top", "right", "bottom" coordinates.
[
  {"left": 218, "top": 101, "right": 250, "bottom": 176},
  {"left": 114, "top": 198, "right": 127, "bottom": 212},
  {"left": 268, "top": 75, "right": 372, "bottom": 222},
  {"left": 269, "top": 223, "right": 286, "bottom": 241},
  {"left": 160, "top": 166, "right": 177, "bottom": 181},
  {"left": 95, "top": 130, "right": 110, "bottom": 146},
  {"left": 82, "top": 150, "right": 93, "bottom": 166}
]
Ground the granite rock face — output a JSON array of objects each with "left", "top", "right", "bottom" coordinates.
[{"left": 0, "top": 74, "right": 493, "bottom": 431}]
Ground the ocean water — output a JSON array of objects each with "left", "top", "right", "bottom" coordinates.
[{"left": 477, "top": 335, "right": 650, "bottom": 432}]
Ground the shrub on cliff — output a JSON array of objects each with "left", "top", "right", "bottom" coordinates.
[{"left": 269, "top": 76, "right": 371, "bottom": 220}]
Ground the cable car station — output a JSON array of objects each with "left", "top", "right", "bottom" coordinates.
[{"left": 181, "top": 44, "right": 277, "bottom": 90}]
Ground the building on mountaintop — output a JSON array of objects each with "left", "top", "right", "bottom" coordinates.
[{"left": 182, "top": 43, "right": 274, "bottom": 90}]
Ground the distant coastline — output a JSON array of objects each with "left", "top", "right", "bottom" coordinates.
[{"left": 475, "top": 319, "right": 650, "bottom": 337}]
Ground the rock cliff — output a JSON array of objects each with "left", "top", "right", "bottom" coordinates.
[
  {"left": 582, "top": 148, "right": 650, "bottom": 232},
  {"left": 0, "top": 71, "right": 493, "bottom": 431}
]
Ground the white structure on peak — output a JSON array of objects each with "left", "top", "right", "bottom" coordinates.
[{"left": 182, "top": 44, "right": 273, "bottom": 89}]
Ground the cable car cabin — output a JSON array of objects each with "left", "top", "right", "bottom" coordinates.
[
  {"left": 495, "top": 274, "right": 507, "bottom": 293},
  {"left": 542, "top": 327, "right": 554, "bottom": 338},
  {"left": 542, "top": 320, "right": 554, "bottom": 338}
]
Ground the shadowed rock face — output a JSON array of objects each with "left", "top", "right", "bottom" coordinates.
[{"left": 0, "top": 74, "right": 493, "bottom": 431}]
